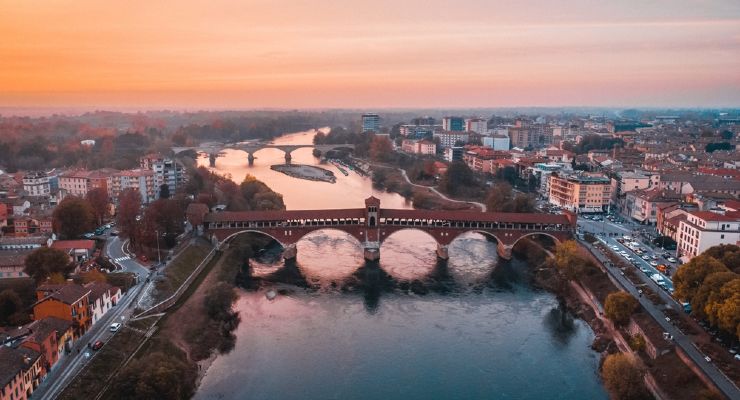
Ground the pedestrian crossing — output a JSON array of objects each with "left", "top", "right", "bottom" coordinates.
[{"left": 113, "top": 256, "right": 130, "bottom": 262}]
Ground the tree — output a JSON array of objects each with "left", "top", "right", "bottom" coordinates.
[
  {"left": 605, "top": 292, "right": 639, "bottom": 326},
  {"left": 85, "top": 187, "right": 110, "bottom": 225},
  {"left": 0, "top": 289, "right": 26, "bottom": 326},
  {"left": 690, "top": 271, "right": 737, "bottom": 319},
  {"left": 117, "top": 188, "right": 142, "bottom": 240},
  {"left": 204, "top": 282, "right": 238, "bottom": 320},
  {"left": 82, "top": 269, "right": 107, "bottom": 283},
  {"left": 550, "top": 240, "right": 589, "bottom": 281},
  {"left": 601, "top": 353, "right": 650, "bottom": 400},
  {"left": 705, "top": 278, "right": 740, "bottom": 338},
  {"left": 110, "top": 351, "right": 197, "bottom": 400},
  {"left": 439, "top": 161, "right": 476, "bottom": 196},
  {"left": 52, "top": 196, "right": 95, "bottom": 239},
  {"left": 486, "top": 182, "right": 514, "bottom": 211},
  {"left": 673, "top": 255, "right": 728, "bottom": 302},
  {"left": 369, "top": 136, "right": 394, "bottom": 162},
  {"left": 24, "top": 247, "right": 73, "bottom": 282}
]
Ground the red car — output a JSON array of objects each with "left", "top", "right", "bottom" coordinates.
[{"left": 92, "top": 340, "right": 104, "bottom": 351}]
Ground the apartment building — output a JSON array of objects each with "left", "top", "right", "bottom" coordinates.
[
  {"left": 108, "top": 169, "right": 156, "bottom": 203},
  {"left": 677, "top": 211, "right": 740, "bottom": 261},
  {"left": 433, "top": 131, "right": 470, "bottom": 149},
  {"left": 22, "top": 172, "right": 53, "bottom": 197},
  {"left": 400, "top": 139, "right": 436, "bottom": 155},
  {"left": 548, "top": 172, "right": 612, "bottom": 213},
  {"left": 140, "top": 154, "right": 187, "bottom": 197}
]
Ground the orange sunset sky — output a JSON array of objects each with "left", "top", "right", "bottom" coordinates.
[{"left": 1, "top": 0, "right": 739, "bottom": 109}]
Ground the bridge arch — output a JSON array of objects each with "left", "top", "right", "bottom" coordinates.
[
  {"left": 294, "top": 227, "right": 365, "bottom": 249},
  {"left": 218, "top": 229, "right": 286, "bottom": 249},
  {"left": 510, "top": 232, "right": 562, "bottom": 249},
  {"left": 380, "top": 227, "right": 440, "bottom": 246}
]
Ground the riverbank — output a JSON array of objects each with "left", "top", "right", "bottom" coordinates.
[
  {"left": 271, "top": 163, "right": 336, "bottom": 183},
  {"left": 371, "top": 166, "right": 480, "bottom": 211},
  {"left": 525, "top": 240, "right": 725, "bottom": 400}
]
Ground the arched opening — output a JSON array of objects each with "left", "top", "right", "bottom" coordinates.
[
  {"left": 369, "top": 216, "right": 376, "bottom": 227},
  {"left": 379, "top": 228, "right": 439, "bottom": 280},
  {"left": 510, "top": 232, "right": 560, "bottom": 262},
  {"left": 446, "top": 231, "right": 503, "bottom": 284},
  {"left": 293, "top": 228, "right": 365, "bottom": 282},
  {"left": 219, "top": 230, "right": 287, "bottom": 279}
]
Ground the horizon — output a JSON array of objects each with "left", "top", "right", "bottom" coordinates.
[{"left": 1, "top": 0, "right": 739, "bottom": 109}]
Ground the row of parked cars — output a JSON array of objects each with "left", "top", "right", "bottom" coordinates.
[
  {"left": 83, "top": 222, "right": 117, "bottom": 239},
  {"left": 610, "top": 237, "right": 675, "bottom": 294}
]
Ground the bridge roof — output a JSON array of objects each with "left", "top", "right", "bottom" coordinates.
[
  {"left": 380, "top": 209, "right": 571, "bottom": 224},
  {"left": 204, "top": 208, "right": 366, "bottom": 222},
  {"left": 204, "top": 208, "right": 572, "bottom": 225}
]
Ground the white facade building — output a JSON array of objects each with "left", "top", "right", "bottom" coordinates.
[{"left": 677, "top": 211, "right": 740, "bottom": 261}]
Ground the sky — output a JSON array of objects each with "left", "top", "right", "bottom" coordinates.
[{"left": 0, "top": 0, "right": 739, "bottom": 109}]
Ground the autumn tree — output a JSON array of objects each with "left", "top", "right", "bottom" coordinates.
[
  {"left": 109, "top": 351, "right": 197, "bottom": 400},
  {"left": 85, "top": 187, "right": 110, "bottom": 225},
  {"left": 673, "top": 255, "right": 728, "bottom": 302},
  {"left": 240, "top": 175, "right": 285, "bottom": 211},
  {"left": 204, "top": 282, "right": 238, "bottom": 320},
  {"left": 550, "top": 240, "right": 589, "bottom": 281},
  {"left": 605, "top": 292, "right": 640, "bottom": 326},
  {"left": 705, "top": 278, "right": 740, "bottom": 339},
  {"left": 369, "top": 135, "right": 394, "bottom": 162},
  {"left": 485, "top": 182, "right": 536, "bottom": 212},
  {"left": 601, "top": 353, "right": 650, "bottom": 400},
  {"left": 52, "top": 196, "right": 95, "bottom": 239},
  {"left": 24, "top": 247, "right": 74, "bottom": 282},
  {"left": 81, "top": 269, "right": 107, "bottom": 283},
  {"left": 0, "top": 289, "right": 27, "bottom": 326},
  {"left": 159, "top": 183, "right": 171, "bottom": 199},
  {"left": 117, "top": 188, "right": 142, "bottom": 240},
  {"left": 690, "top": 271, "right": 737, "bottom": 319},
  {"left": 438, "top": 161, "right": 477, "bottom": 196}
]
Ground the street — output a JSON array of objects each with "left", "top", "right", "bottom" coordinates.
[{"left": 581, "top": 240, "right": 740, "bottom": 399}]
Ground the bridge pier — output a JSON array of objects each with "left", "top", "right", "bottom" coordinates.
[
  {"left": 284, "top": 152, "right": 292, "bottom": 164},
  {"left": 247, "top": 153, "right": 255, "bottom": 166},
  {"left": 208, "top": 153, "right": 217, "bottom": 167},
  {"left": 363, "top": 246, "right": 380, "bottom": 262},
  {"left": 283, "top": 243, "right": 297, "bottom": 260},
  {"left": 436, "top": 244, "right": 449, "bottom": 260},
  {"left": 497, "top": 242, "right": 513, "bottom": 260}
]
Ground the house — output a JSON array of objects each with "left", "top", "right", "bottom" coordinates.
[
  {"left": 20, "top": 317, "right": 74, "bottom": 371},
  {"left": 0, "top": 250, "right": 32, "bottom": 279},
  {"left": 33, "top": 284, "right": 92, "bottom": 337},
  {"left": 0, "top": 346, "right": 44, "bottom": 400},
  {"left": 50, "top": 240, "right": 96, "bottom": 263},
  {"left": 677, "top": 211, "right": 740, "bottom": 261},
  {"left": 622, "top": 188, "right": 681, "bottom": 225},
  {"left": 85, "top": 281, "right": 121, "bottom": 325}
]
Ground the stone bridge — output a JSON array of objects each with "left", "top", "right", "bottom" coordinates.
[
  {"left": 173, "top": 141, "right": 355, "bottom": 165},
  {"left": 191, "top": 197, "right": 576, "bottom": 262}
]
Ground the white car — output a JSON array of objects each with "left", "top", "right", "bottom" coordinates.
[
  {"left": 109, "top": 322, "right": 122, "bottom": 332},
  {"left": 667, "top": 257, "right": 677, "bottom": 263},
  {"left": 650, "top": 261, "right": 659, "bottom": 267}
]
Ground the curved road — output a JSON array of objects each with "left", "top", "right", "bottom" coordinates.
[{"left": 396, "top": 168, "right": 487, "bottom": 212}]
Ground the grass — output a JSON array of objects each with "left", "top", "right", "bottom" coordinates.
[
  {"left": 57, "top": 319, "right": 156, "bottom": 400},
  {"left": 153, "top": 241, "right": 212, "bottom": 302}
]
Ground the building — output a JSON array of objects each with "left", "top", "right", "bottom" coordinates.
[
  {"left": 442, "top": 117, "right": 465, "bottom": 132},
  {"left": 50, "top": 240, "right": 96, "bottom": 263},
  {"left": 482, "top": 135, "right": 510, "bottom": 150},
  {"left": 465, "top": 118, "right": 487, "bottom": 134},
  {"left": 85, "top": 281, "right": 121, "bottom": 326},
  {"left": 677, "top": 211, "right": 740, "bottom": 261},
  {"left": 58, "top": 170, "right": 90, "bottom": 197},
  {"left": 0, "top": 250, "right": 32, "bottom": 279},
  {"left": 433, "top": 131, "right": 470, "bottom": 149},
  {"left": 400, "top": 139, "right": 436, "bottom": 155},
  {"left": 548, "top": 172, "right": 612, "bottom": 213},
  {"left": 0, "top": 346, "right": 43, "bottom": 400},
  {"left": 108, "top": 169, "right": 156, "bottom": 203},
  {"left": 508, "top": 126, "right": 533, "bottom": 149},
  {"left": 33, "top": 284, "right": 92, "bottom": 337},
  {"left": 615, "top": 171, "right": 654, "bottom": 196},
  {"left": 22, "top": 172, "right": 52, "bottom": 197},
  {"left": 622, "top": 188, "right": 681, "bottom": 225},
  {"left": 361, "top": 113, "right": 380, "bottom": 133},
  {"left": 19, "top": 317, "right": 74, "bottom": 371},
  {"left": 140, "top": 154, "right": 187, "bottom": 198},
  {"left": 444, "top": 147, "right": 464, "bottom": 162}
]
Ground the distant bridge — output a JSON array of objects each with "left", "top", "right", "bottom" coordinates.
[
  {"left": 173, "top": 141, "right": 355, "bottom": 165},
  {"left": 190, "top": 197, "right": 576, "bottom": 261}
]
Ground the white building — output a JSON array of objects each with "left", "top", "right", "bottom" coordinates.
[
  {"left": 677, "top": 211, "right": 740, "bottom": 261},
  {"left": 23, "top": 171, "right": 52, "bottom": 197},
  {"left": 482, "top": 135, "right": 510, "bottom": 151},
  {"left": 465, "top": 118, "right": 488, "bottom": 134},
  {"left": 433, "top": 131, "right": 470, "bottom": 149},
  {"left": 85, "top": 281, "right": 122, "bottom": 325},
  {"left": 401, "top": 139, "right": 436, "bottom": 155}
]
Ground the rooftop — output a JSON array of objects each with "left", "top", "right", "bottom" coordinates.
[{"left": 0, "top": 346, "right": 40, "bottom": 388}]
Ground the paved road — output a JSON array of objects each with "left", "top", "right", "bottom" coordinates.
[
  {"left": 582, "top": 240, "right": 740, "bottom": 399},
  {"left": 105, "top": 236, "right": 149, "bottom": 278},
  {"left": 398, "top": 168, "right": 487, "bottom": 211},
  {"left": 32, "top": 281, "right": 145, "bottom": 400}
]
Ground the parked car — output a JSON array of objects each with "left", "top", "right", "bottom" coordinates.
[
  {"left": 92, "top": 340, "right": 104, "bottom": 351},
  {"left": 667, "top": 257, "right": 677, "bottom": 263},
  {"left": 110, "top": 322, "right": 122, "bottom": 332}
]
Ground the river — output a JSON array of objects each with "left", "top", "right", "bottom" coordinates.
[{"left": 194, "top": 129, "right": 608, "bottom": 399}]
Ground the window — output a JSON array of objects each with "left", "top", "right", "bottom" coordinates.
[{"left": 721, "top": 234, "right": 724, "bottom": 239}]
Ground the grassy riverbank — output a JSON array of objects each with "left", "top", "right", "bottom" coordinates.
[{"left": 372, "top": 166, "right": 479, "bottom": 211}]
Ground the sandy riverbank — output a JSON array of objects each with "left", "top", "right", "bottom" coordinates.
[{"left": 271, "top": 163, "right": 336, "bottom": 183}]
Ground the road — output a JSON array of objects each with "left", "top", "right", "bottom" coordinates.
[
  {"left": 581, "top": 240, "right": 740, "bottom": 399},
  {"left": 398, "top": 168, "right": 487, "bottom": 211},
  {"left": 105, "top": 235, "right": 149, "bottom": 278},
  {"left": 32, "top": 280, "right": 145, "bottom": 400}
]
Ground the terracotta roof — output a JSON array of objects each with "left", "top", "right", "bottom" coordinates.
[
  {"left": 380, "top": 209, "right": 572, "bottom": 225},
  {"left": 690, "top": 211, "right": 740, "bottom": 222},
  {"left": 23, "top": 316, "right": 72, "bottom": 344},
  {"left": 0, "top": 346, "right": 40, "bottom": 387},
  {"left": 37, "top": 284, "right": 91, "bottom": 305},
  {"left": 0, "top": 250, "right": 32, "bottom": 267},
  {"left": 84, "top": 281, "right": 115, "bottom": 302},
  {"left": 205, "top": 208, "right": 366, "bottom": 222},
  {"left": 51, "top": 240, "right": 96, "bottom": 251}
]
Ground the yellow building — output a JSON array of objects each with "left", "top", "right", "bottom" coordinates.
[{"left": 548, "top": 172, "right": 612, "bottom": 214}]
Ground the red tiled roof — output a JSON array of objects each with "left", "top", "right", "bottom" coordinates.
[
  {"left": 205, "top": 208, "right": 366, "bottom": 222},
  {"left": 51, "top": 240, "right": 95, "bottom": 251},
  {"left": 690, "top": 211, "right": 740, "bottom": 222}
]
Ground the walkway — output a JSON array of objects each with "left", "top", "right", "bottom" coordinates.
[{"left": 581, "top": 240, "right": 740, "bottom": 399}]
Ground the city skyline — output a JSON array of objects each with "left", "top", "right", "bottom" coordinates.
[{"left": 1, "top": 0, "right": 739, "bottom": 109}]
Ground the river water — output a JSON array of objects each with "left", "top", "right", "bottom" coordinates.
[{"left": 194, "top": 129, "right": 607, "bottom": 400}]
